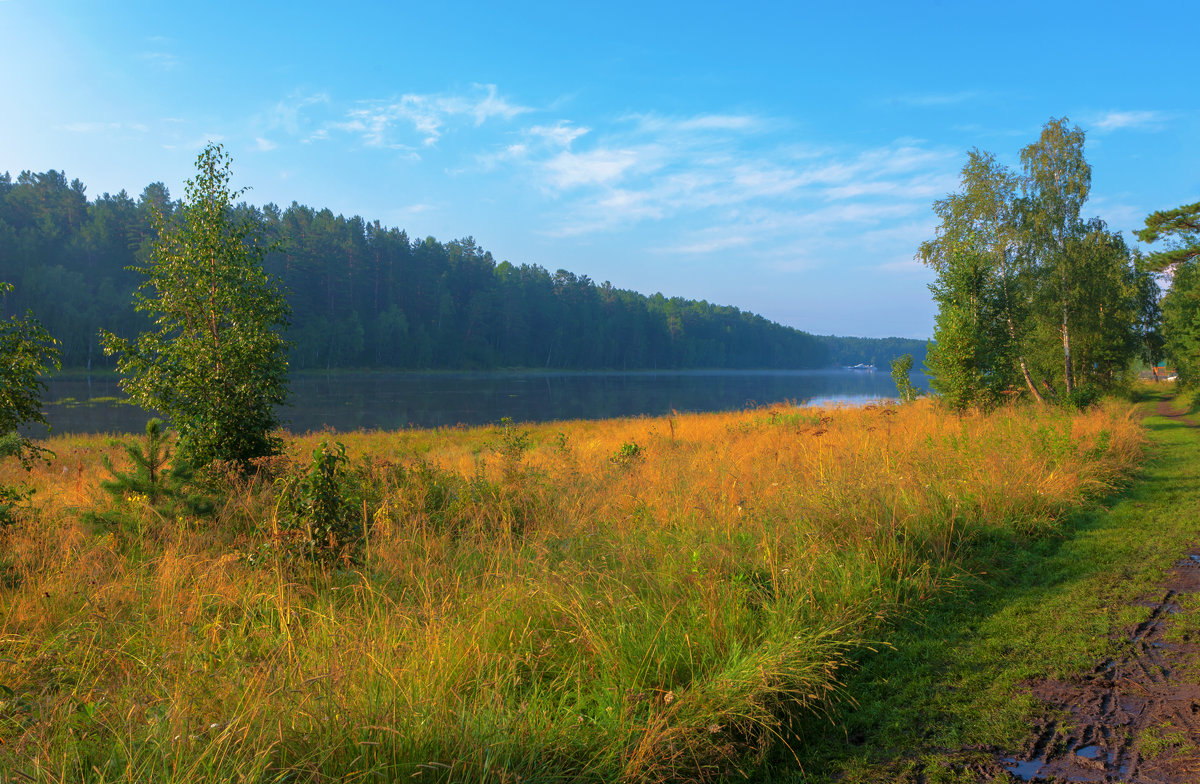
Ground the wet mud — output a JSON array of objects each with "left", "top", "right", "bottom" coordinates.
[{"left": 997, "top": 551, "right": 1200, "bottom": 783}]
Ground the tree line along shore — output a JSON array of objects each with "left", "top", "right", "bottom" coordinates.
[{"left": 0, "top": 164, "right": 922, "bottom": 375}]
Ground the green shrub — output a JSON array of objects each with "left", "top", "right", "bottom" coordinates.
[
  {"left": 494, "top": 417, "right": 532, "bottom": 480},
  {"left": 274, "top": 441, "right": 363, "bottom": 562},
  {"left": 1065, "top": 385, "right": 1102, "bottom": 410},
  {"left": 98, "top": 419, "right": 213, "bottom": 516},
  {"left": 610, "top": 441, "right": 644, "bottom": 468}
]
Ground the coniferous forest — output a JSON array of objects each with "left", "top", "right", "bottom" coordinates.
[{"left": 0, "top": 169, "right": 920, "bottom": 372}]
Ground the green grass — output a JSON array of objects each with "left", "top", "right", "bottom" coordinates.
[{"left": 784, "top": 386, "right": 1200, "bottom": 782}]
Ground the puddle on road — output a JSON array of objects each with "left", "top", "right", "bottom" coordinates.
[
  {"left": 1002, "top": 758, "right": 1044, "bottom": 780},
  {"left": 1075, "top": 745, "right": 1103, "bottom": 760}
]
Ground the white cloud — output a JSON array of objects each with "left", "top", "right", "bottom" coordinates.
[
  {"left": 543, "top": 147, "right": 645, "bottom": 189},
  {"left": 669, "top": 233, "right": 755, "bottom": 254},
  {"left": 1092, "top": 110, "right": 1169, "bottom": 132},
  {"left": 528, "top": 121, "right": 589, "bottom": 148},
  {"left": 339, "top": 83, "right": 530, "bottom": 148},
  {"left": 268, "top": 92, "right": 330, "bottom": 137},
  {"left": 631, "top": 113, "right": 764, "bottom": 134},
  {"left": 255, "top": 136, "right": 277, "bottom": 151},
  {"left": 521, "top": 126, "right": 956, "bottom": 245},
  {"left": 281, "top": 84, "right": 956, "bottom": 291}
]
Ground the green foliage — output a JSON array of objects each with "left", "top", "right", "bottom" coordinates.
[
  {"left": 1135, "top": 201, "right": 1200, "bottom": 271},
  {"left": 493, "top": 416, "right": 531, "bottom": 479},
  {"left": 100, "top": 144, "right": 289, "bottom": 468},
  {"left": 274, "top": 441, "right": 362, "bottom": 562},
  {"left": 0, "top": 483, "right": 26, "bottom": 528},
  {"left": 0, "top": 280, "right": 61, "bottom": 466},
  {"left": 920, "top": 119, "right": 1154, "bottom": 407},
  {"left": 821, "top": 335, "right": 928, "bottom": 368},
  {"left": 610, "top": 440, "right": 644, "bottom": 468},
  {"left": 1138, "top": 202, "right": 1200, "bottom": 387},
  {"left": 0, "top": 280, "right": 59, "bottom": 523},
  {"left": 1064, "top": 385, "right": 1102, "bottom": 411},
  {"left": 1158, "top": 257, "right": 1200, "bottom": 386},
  {"left": 1, "top": 167, "right": 832, "bottom": 374},
  {"left": 97, "top": 419, "right": 213, "bottom": 516},
  {"left": 926, "top": 249, "right": 1006, "bottom": 411},
  {"left": 890, "top": 353, "right": 920, "bottom": 403}
]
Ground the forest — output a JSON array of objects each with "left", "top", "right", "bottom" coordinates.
[{"left": 0, "top": 169, "right": 920, "bottom": 373}]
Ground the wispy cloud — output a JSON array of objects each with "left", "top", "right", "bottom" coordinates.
[
  {"left": 265, "top": 92, "right": 330, "bottom": 139},
  {"left": 629, "top": 113, "right": 765, "bottom": 133},
  {"left": 339, "top": 84, "right": 530, "bottom": 147},
  {"left": 1092, "top": 110, "right": 1169, "bottom": 132},
  {"left": 260, "top": 83, "right": 959, "bottom": 282},
  {"left": 511, "top": 109, "right": 957, "bottom": 245},
  {"left": 255, "top": 136, "right": 277, "bottom": 151},
  {"left": 528, "top": 121, "right": 589, "bottom": 149},
  {"left": 543, "top": 147, "right": 649, "bottom": 189}
]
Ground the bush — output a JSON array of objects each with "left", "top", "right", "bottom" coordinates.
[
  {"left": 274, "top": 441, "right": 363, "bottom": 562},
  {"left": 98, "top": 419, "right": 213, "bottom": 516},
  {"left": 1065, "top": 385, "right": 1102, "bottom": 410},
  {"left": 610, "top": 441, "right": 644, "bottom": 468}
]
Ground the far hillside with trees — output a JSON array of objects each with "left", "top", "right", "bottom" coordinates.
[{"left": 0, "top": 167, "right": 922, "bottom": 374}]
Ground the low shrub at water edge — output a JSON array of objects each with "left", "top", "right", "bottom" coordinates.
[{"left": 0, "top": 399, "right": 1142, "bottom": 782}]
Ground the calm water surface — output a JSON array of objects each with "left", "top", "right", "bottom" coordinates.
[{"left": 34, "top": 369, "right": 927, "bottom": 436}]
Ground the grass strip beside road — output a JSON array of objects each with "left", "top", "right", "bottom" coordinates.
[{"left": 792, "top": 386, "right": 1200, "bottom": 783}]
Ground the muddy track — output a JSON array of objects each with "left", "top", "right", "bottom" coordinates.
[
  {"left": 1154, "top": 399, "right": 1199, "bottom": 426},
  {"left": 996, "top": 550, "right": 1200, "bottom": 782},
  {"left": 992, "top": 400, "right": 1200, "bottom": 782}
]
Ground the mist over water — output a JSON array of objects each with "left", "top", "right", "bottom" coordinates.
[{"left": 34, "top": 369, "right": 927, "bottom": 436}]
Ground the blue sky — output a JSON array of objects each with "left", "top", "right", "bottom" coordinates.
[{"left": 2, "top": 0, "right": 1196, "bottom": 339}]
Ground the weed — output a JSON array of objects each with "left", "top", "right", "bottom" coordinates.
[
  {"left": 610, "top": 440, "right": 644, "bottom": 468},
  {"left": 494, "top": 416, "right": 532, "bottom": 480},
  {"left": 274, "top": 441, "right": 362, "bottom": 562}
]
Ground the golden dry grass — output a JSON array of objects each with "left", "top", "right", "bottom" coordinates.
[{"left": 0, "top": 398, "right": 1142, "bottom": 782}]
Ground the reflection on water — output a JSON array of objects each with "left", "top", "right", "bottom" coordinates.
[{"left": 32, "top": 369, "right": 928, "bottom": 436}]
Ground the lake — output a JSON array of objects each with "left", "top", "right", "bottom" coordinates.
[{"left": 33, "top": 369, "right": 927, "bottom": 436}]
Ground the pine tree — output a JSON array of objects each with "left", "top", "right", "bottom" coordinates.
[{"left": 99, "top": 418, "right": 212, "bottom": 516}]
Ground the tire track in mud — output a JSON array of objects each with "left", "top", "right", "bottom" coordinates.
[{"left": 998, "top": 551, "right": 1200, "bottom": 783}]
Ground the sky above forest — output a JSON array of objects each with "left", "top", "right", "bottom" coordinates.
[{"left": 2, "top": 0, "right": 1196, "bottom": 339}]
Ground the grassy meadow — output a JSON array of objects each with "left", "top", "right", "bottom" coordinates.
[{"left": 0, "top": 398, "right": 1143, "bottom": 782}]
